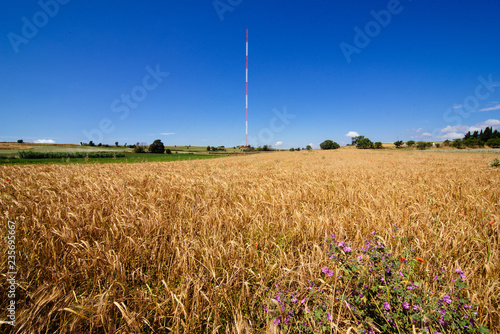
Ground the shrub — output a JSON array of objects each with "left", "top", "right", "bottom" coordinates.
[
  {"left": 289, "top": 148, "right": 295, "bottom": 151},
  {"left": 394, "top": 140, "right": 403, "bottom": 148},
  {"left": 320, "top": 140, "right": 340, "bottom": 150},
  {"left": 416, "top": 141, "right": 432, "bottom": 150},
  {"left": 374, "top": 142, "right": 383, "bottom": 149},
  {"left": 486, "top": 138, "right": 500, "bottom": 148},
  {"left": 491, "top": 158, "right": 500, "bottom": 168},
  {"left": 356, "top": 138, "right": 374, "bottom": 149},
  {"left": 406, "top": 140, "right": 415, "bottom": 148},
  {"left": 17, "top": 151, "right": 125, "bottom": 159},
  {"left": 306, "top": 145, "right": 312, "bottom": 150},
  {"left": 17, "top": 139, "right": 23, "bottom": 144},
  {"left": 149, "top": 139, "right": 165, "bottom": 154},
  {"left": 133, "top": 146, "right": 146, "bottom": 153},
  {"left": 166, "top": 149, "right": 172, "bottom": 154},
  {"left": 451, "top": 139, "right": 464, "bottom": 149}
]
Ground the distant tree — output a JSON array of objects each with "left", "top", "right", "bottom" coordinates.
[
  {"left": 166, "top": 148, "right": 172, "bottom": 154},
  {"left": 207, "top": 146, "right": 211, "bottom": 151},
  {"left": 352, "top": 136, "right": 364, "bottom": 146},
  {"left": 320, "top": 140, "right": 340, "bottom": 150},
  {"left": 451, "top": 139, "right": 464, "bottom": 149},
  {"left": 306, "top": 145, "right": 312, "bottom": 150},
  {"left": 134, "top": 146, "right": 146, "bottom": 153},
  {"left": 374, "top": 142, "right": 383, "bottom": 149},
  {"left": 442, "top": 140, "right": 451, "bottom": 147},
  {"left": 88, "top": 141, "right": 95, "bottom": 147},
  {"left": 98, "top": 143, "right": 102, "bottom": 147},
  {"left": 115, "top": 141, "right": 119, "bottom": 147},
  {"left": 406, "top": 140, "right": 415, "bottom": 148},
  {"left": 149, "top": 139, "right": 165, "bottom": 153},
  {"left": 124, "top": 143, "right": 127, "bottom": 147},
  {"left": 357, "top": 138, "right": 374, "bottom": 149},
  {"left": 296, "top": 147, "right": 301, "bottom": 151},
  {"left": 262, "top": 145, "right": 269, "bottom": 151},
  {"left": 416, "top": 141, "right": 432, "bottom": 150},
  {"left": 17, "top": 139, "right": 23, "bottom": 144},
  {"left": 289, "top": 148, "right": 295, "bottom": 151},
  {"left": 394, "top": 140, "right": 403, "bottom": 148}
]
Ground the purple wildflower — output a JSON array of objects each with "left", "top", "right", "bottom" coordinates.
[
  {"left": 455, "top": 268, "right": 466, "bottom": 280},
  {"left": 383, "top": 302, "right": 391, "bottom": 311},
  {"left": 344, "top": 246, "right": 351, "bottom": 253},
  {"left": 327, "top": 312, "right": 333, "bottom": 321},
  {"left": 292, "top": 297, "right": 298, "bottom": 303},
  {"left": 402, "top": 301, "right": 410, "bottom": 310}
]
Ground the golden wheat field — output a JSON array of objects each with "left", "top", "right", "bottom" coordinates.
[{"left": 1, "top": 148, "right": 499, "bottom": 333}]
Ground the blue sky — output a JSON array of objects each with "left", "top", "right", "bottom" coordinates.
[{"left": 1, "top": 0, "right": 500, "bottom": 148}]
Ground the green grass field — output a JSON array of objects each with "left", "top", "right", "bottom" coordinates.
[{"left": 0, "top": 143, "right": 234, "bottom": 165}]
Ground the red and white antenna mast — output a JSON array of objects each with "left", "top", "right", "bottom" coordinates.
[{"left": 245, "top": 29, "right": 248, "bottom": 147}]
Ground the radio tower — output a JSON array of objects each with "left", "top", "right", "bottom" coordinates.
[{"left": 245, "top": 29, "right": 248, "bottom": 147}]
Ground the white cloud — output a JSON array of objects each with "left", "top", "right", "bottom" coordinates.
[
  {"left": 275, "top": 141, "right": 283, "bottom": 147},
  {"left": 478, "top": 104, "right": 500, "bottom": 112},
  {"left": 416, "top": 128, "right": 423, "bottom": 133},
  {"left": 476, "top": 119, "right": 500, "bottom": 128},
  {"left": 438, "top": 119, "right": 500, "bottom": 140},
  {"left": 441, "top": 125, "right": 469, "bottom": 134},
  {"left": 421, "top": 132, "right": 432, "bottom": 137},
  {"left": 440, "top": 132, "right": 463, "bottom": 140},
  {"left": 308, "top": 143, "right": 316, "bottom": 149},
  {"left": 345, "top": 131, "right": 359, "bottom": 137},
  {"left": 34, "top": 139, "right": 55, "bottom": 144},
  {"left": 160, "top": 132, "right": 175, "bottom": 136}
]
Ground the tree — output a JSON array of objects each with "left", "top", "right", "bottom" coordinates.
[
  {"left": 289, "top": 148, "right": 295, "bottom": 151},
  {"left": 374, "top": 142, "right": 383, "bottom": 149},
  {"left": 207, "top": 146, "right": 211, "bottom": 151},
  {"left": 88, "top": 141, "right": 95, "bottom": 147},
  {"left": 17, "top": 139, "right": 23, "bottom": 144},
  {"left": 406, "top": 140, "right": 415, "bottom": 148},
  {"left": 352, "top": 136, "right": 364, "bottom": 146},
  {"left": 306, "top": 145, "right": 312, "bottom": 150},
  {"left": 149, "top": 139, "right": 165, "bottom": 153},
  {"left": 166, "top": 148, "right": 172, "bottom": 154},
  {"left": 115, "top": 141, "right": 119, "bottom": 147},
  {"left": 394, "top": 140, "right": 403, "bottom": 148},
  {"left": 356, "top": 138, "right": 374, "bottom": 149},
  {"left": 416, "top": 141, "right": 432, "bottom": 150},
  {"left": 320, "top": 140, "right": 340, "bottom": 150},
  {"left": 134, "top": 146, "right": 146, "bottom": 153}
]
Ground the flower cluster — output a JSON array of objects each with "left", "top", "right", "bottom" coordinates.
[{"left": 264, "top": 231, "right": 489, "bottom": 333}]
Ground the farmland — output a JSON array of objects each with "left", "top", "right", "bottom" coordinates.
[{"left": 1, "top": 148, "right": 499, "bottom": 333}]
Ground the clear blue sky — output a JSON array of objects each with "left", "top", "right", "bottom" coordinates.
[{"left": 2, "top": 0, "right": 500, "bottom": 148}]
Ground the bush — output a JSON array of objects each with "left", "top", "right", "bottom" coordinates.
[
  {"left": 406, "top": 140, "right": 415, "bottom": 148},
  {"left": 451, "top": 139, "right": 464, "bottom": 149},
  {"left": 394, "top": 140, "right": 403, "bottom": 148},
  {"left": 416, "top": 141, "right": 432, "bottom": 150},
  {"left": 356, "top": 138, "right": 374, "bottom": 149},
  {"left": 320, "top": 140, "right": 340, "bottom": 150},
  {"left": 306, "top": 145, "right": 312, "bottom": 150},
  {"left": 17, "top": 139, "right": 23, "bottom": 144},
  {"left": 149, "top": 139, "right": 165, "bottom": 154},
  {"left": 486, "top": 138, "right": 500, "bottom": 148},
  {"left": 165, "top": 149, "right": 172, "bottom": 154},
  {"left": 289, "top": 148, "right": 295, "bottom": 151},
  {"left": 133, "top": 146, "right": 146, "bottom": 153},
  {"left": 491, "top": 158, "right": 500, "bottom": 167},
  {"left": 374, "top": 142, "right": 383, "bottom": 149},
  {"left": 17, "top": 151, "right": 125, "bottom": 159}
]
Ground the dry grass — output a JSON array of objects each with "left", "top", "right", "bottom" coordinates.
[{"left": 0, "top": 149, "right": 499, "bottom": 333}]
